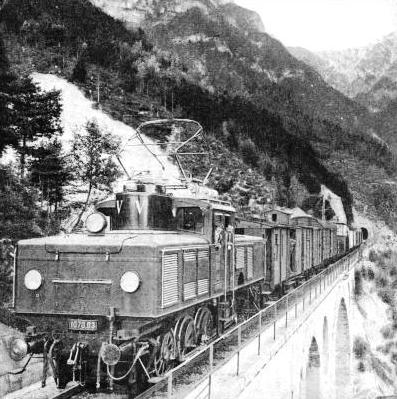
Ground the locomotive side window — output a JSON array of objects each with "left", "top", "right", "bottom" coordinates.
[
  {"left": 213, "top": 212, "right": 232, "bottom": 244},
  {"left": 176, "top": 207, "right": 204, "bottom": 233}
]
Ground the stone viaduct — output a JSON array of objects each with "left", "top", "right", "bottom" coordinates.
[{"left": 238, "top": 263, "right": 354, "bottom": 399}]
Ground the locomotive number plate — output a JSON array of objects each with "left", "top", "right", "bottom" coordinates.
[{"left": 68, "top": 319, "right": 98, "bottom": 331}]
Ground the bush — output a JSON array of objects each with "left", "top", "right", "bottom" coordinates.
[
  {"left": 354, "top": 269, "right": 363, "bottom": 297},
  {"left": 71, "top": 58, "right": 87, "bottom": 83},
  {"left": 240, "top": 138, "right": 259, "bottom": 167},
  {"left": 353, "top": 336, "right": 369, "bottom": 360},
  {"left": 383, "top": 249, "right": 392, "bottom": 260},
  {"left": 215, "top": 177, "right": 235, "bottom": 194},
  {"left": 375, "top": 270, "right": 389, "bottom": 288},
  {"left": 378, "top": 288, "right": 395, "bottom": 306},
  {"left": 389, "top": 265, "right": 397, "bottom": 278},
  {"left": 357, "top": 361, "right": 365, "bottom": 372},
  {"left": 361, "top": 265, "right": 375, "bottom": 280},
  {"left": 377, "top": 256, "right": 388, "bottom": 269},
  {"left": 391, "top": 309, "right": 397, "bottom": 331},
  {"left": 381, "top": 325, "right": 395, "bottom": 340},
  {"left": 368, "top": 249, "right": 378, "bottom": 262}
]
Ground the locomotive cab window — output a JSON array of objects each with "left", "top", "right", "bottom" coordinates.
[{"left": 176, "top": 207, "right": 204, "bottom": 233}]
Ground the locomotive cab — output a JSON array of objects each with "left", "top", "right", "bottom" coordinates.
[{"left": 96, "top": 182, "right": 175, "bottom": 232}]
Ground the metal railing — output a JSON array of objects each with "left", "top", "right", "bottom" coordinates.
[{"left": 137, "top": 247, "right": 361, "bottom": 399}]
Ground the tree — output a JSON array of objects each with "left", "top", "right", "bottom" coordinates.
[
  {"left": 70, "top": 120, "right": 121, "bottom": 229},
  {"left": 0, "top": 33, "right": 62, "bottom": 169},
  {"left": 240, "top": 138, "right": 259, "bottom": 167},
  {"left": 0, "top": 166, "right": 42, "bottom": 240},
  {"left": 0, "top": 33, "right": 18, "bottom": 155},
  {"left": 12, "top": 78, "right": 62, "bottom": 177},
  {"left": 29, "top": 139, "right": 70, "bottom": 212},
  {"left": 71, "top": 57, "right": 87, "bottom": 83}
]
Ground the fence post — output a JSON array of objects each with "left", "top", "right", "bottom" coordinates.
[
  {"left": 285, "top": 295, "right": 288, "bottom": 328},
  {"left": 167, "top": 373, "right": 173, "bottom": 399},
  {"left": 258, "top": 315, "right": 261, "bottom": 355},
  {"left": 208, "top": 345, "right": 214, "bottom": 398},
  {"left": 273, "top": 304, "right": 277, "bottom": 340},
  {"left": 237, "top": 325, "right": 242, "bottom": 375}
]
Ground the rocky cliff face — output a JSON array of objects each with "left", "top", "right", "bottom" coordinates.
[
  {"left": 217, "top": 3, "right": 265, "bottom": 34},
  {"left": 90, "top": 0, "right": 231, "bottom": 28}
]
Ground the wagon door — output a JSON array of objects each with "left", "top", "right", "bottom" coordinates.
[
  {"left": 295, "top": 228, "right": 302, "bottom": 274},
  {"left": 273, "top": 229, "right": 281, "bottom": 286},
  {"left": 265, "top": 230, "right": 272, "bottom": 286}
]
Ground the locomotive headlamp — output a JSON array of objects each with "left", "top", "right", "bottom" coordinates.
[
  {"left": 9, "top": 337, "right": 28, "bottom": 361},
  {"left": 120, "top": 271, "right": 140, "bottom": 293},
  {"left": 85, "top": 212, "right": 107, "bottom": 233},
  {"left": 101, "top": 343, "right": 121, "bottom": 366},
  {"left": 24, "top": 269, "right": 42, "bottom": 291}
]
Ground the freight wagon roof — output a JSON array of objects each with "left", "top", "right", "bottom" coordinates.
[
  {"left": 18, "top": 231, "right": 210, "bottom": 252},
  {"left": 235, "top": 234, "right": 264, "bottom": 244}
]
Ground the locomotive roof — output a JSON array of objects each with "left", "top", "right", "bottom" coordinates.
[{"left": 18, "top": 231, "right": 210, "bottom": 252}]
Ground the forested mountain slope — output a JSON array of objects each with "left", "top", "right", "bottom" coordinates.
[{"left": 1, "top": 0, "right": 396, "bottom": 226}]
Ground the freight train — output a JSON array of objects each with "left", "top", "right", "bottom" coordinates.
[{"left": 7, "top": 119, "right": 365, "bottom": 396}]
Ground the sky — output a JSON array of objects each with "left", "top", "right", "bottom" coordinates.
[{"left": 235, "top": 0, "right": 397, "bottom": 51}]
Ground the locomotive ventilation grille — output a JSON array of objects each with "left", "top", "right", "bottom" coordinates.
[
  {"left": 247, "top": 247, "right": 253, "bottom": 279},
  {"left": 184, "top": 250, "right": 197, "bottom": 300},
  {"left": 162, "top": 252, "right": 179, "bottom": 307},
  {"left": 197, "top": 249, "right": 209, "bottom": 295},
  {"left": 162, "top": 248, "right": 210, "bottom": 308}
]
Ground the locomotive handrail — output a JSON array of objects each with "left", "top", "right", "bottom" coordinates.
[
  {"left": 136, "top": 246, "right": 362, "bottom": 399},
  {"left": 43, "top": 235, "right": 137, "bottom": 255}
]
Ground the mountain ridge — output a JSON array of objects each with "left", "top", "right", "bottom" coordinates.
[
  {"left": 1, "top": 0, "right": 397, "bottom": 226},
  {"left": 290, "top": 31, "right": 397, "bottom": 112}
]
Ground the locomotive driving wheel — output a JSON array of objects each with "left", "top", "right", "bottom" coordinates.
[
  {"left": 153, "top": 331, "right": 175, "bottom": 377},
  {"left": 175, "top": 315, "right": 196, "bottom": 361},
  {"left": 194, "top": 307, "right": 215, "bottom": 345}
]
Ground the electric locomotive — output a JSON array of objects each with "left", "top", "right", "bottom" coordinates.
[{"left": 9, "top": 178, "right": 267, "bottom": 393}]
